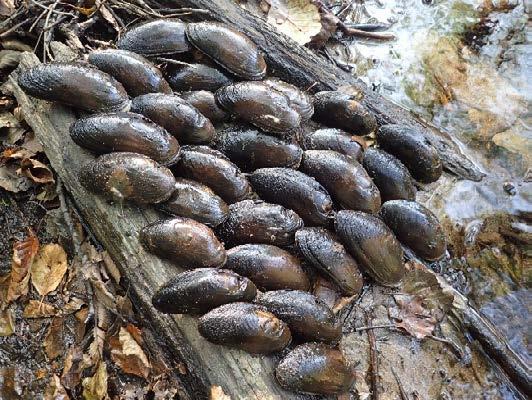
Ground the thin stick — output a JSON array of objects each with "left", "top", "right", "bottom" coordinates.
[
  {"left": 365, "top": 311, "right": 380, "bottom": 400},
  {"left": 391, "top": 367, "right": 410, "bottom": 400}
]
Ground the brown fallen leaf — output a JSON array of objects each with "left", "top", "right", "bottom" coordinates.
[
  {"left": 0, "top": 163, "right": 32, "bottom": 192},
  {"left": 61, "top": 347, "right": 84, "bottom": 390},
  {"left": 266, "top": 0, "right": 322, "bottom": 45},
  {"left": 210, "top": 385, "right": 231, "bottom": 400},
  {"left": 44, "top": 374, "right": 70, "bottom": 400},
  {"left": 0, "top": 0, "right": 15, "bottom": 16},
  {"left": 19, "top": 157, "right": 54, "bottom": 184},
  {"left": 7, "top": 234, "right": 39, "bottom": 303},
  {"left": 44, "top": 317, "right": 64, "bottom": 360},
  {"left": 23, "top": 299, "right": 57, "bottom": 318},
  {"left": 0, "top": 112, "right": 25, "bottom": 144},
  {"left": 82, "top": 361, "right": 108, "bottom": 400},
  {"left": 110, "top": 325, "right": 151, "bottom": 379},
  {"left": 31, "top": 243, "right": 68, "bottom": 296},
  {"left": 0, "top": 308, "right": 14, "bottom": 336}
]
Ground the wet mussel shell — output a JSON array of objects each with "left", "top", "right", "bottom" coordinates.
[
  {"left": 249, "top": 168, "right": 334, "bottom": 227},
  {"left": 380, "top": 200, "right": 447, "bottom": 261},
  {"left": 186, "top": 22, "right": 267, "bottom": 80},
  {"left": 152, "top": 268, "right": 257, "bottom": 315},
  {"left": 275, "top": 343, "right": 354, "bottom": 395},
  {"left": 362, "top": 148, "right": 417, "bottom": 202},
  {"left": 313, "top": 91, "right": 377, "bottom": 135},
  {"left": 225, "top": 244, "right": 310, "bottom": 291},
  {"left": 214, "top": 128, "right": 303, "bottom": 171},
  {"left": 262, "top": 78, "right": 314, "bottom": 120},
  {"left": 335, "top": 210, "right": 405, "bottom": 286},
  {"left": 18, "top": 63, "right": 130, "bottom": 113},
  {"left": 376, "top": 124, "right": 442, "bottom": 183},
  {"left": 217, "top": 200, "right": 304, "bottom": 247},
  {"left": 70, "top": 112, "right": 180, "bottom": 165},
  {"left": 131, "top": 93, "right": 216, "bottom": 144},
  {"left": 88, "top": 49, "right": 172, "bottom": 97},
  {"left": 166, "top": 63, "right": 232, "bottom": 92},
  {"left": 198, "top": 302, "right": 291, "bottom": 354},
  {"left": 158, "top": 178, "right": 228, "bottom": 227},
  {"left": 179, "top": 90, "right": 229, "bottom": 123},
  {"left": 173, "top": 146, "right": 251, "bottom": 203},
  {"left": 303, "top": 128, "right": 364, "bottom": 163},
  {"left": 117, "top": 19, "right": 190, "bottom": 56},
  {"left": 256, "top": 290, "right": 342, "bottom": 343},
  {"left": 140, "top": 217, "right": 226, "bottom": 268},
  {"left": 300, "top": 150, "right": 381, "bottom": 213},
  {"left": 295, "top": 227, "right": 363, "bottom": 296},
  {"left": 215, "top": 82, "right": 301, "bottom": 134},
  {"left": 79, "top": 152, "right": 175, "bottom": 204}
]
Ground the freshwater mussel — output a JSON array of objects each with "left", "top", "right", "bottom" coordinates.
[
  {"left": 79, "top": 152, "right": 175, "bottom": 204},
  {"left": 70, "top": 112, "right": 180, "bottom": 165},
  {"left": 179, "top": 90, "right": 229, "bottom": 123},
  {"left": 380, "top": 200, "right": 447, "bottom": 261},
  {"left": 18, "top": 63, "right": 130, "bottom": 113},
  {"left": 140, "top": 217, "right": 226, "bottom": 268},
  {"left": 152, "top": 268, "right": 257, "bottom": 314},
  {"left": 303, "top": 128, "right": 364, "bottom": 162},
  {"left": 166, "top": 62, "right": 232, "bottom": 92},
  {"left": 198, "top": 302, "right": 291, "bottom": 354},
  {"left": 225, "top": 244, "right": 310, "bottom": 291},
  {"left": 262, "top": 78, "right": 314, "bottom": 120},
  {"left": 88, "top": 49, "right": 172, "bottom": 96}
]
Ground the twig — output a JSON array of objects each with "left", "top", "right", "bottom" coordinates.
[
  {"left": 364, "top": 310, "right": 379, "bottom": 400},
  {"left": 154, "top": 58, "right": 191, "bottom": 66},
  {"left": 355, "top": 324, "right": 396, "bottom": 332},
  {"left": 338, "top": 24, "right": 396, "bottom": 41},
  {"left": 391, "top": 367, "right": 409, "bottom": 400}
]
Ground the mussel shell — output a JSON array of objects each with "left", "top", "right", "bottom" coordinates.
[
  {"left": 79, "top": 152, "right": 175, "bottom": 204},
  {"left": 214, "top": 128, "right": 303, "bottom": 171},
  {"left": 300, "top": 150, "right": 381, "bottom": 213},
  {"left": 70, "top": 112, "right": 180, "bottom": 165},
  {"left": 186, "top": 22, "right": 266, "bottom": 80},
  {"left": 131, "top": 93, "right": 216, "bottom": 144},
  {"left": 256, "top": 290, "right": 342, "bottom": 343},
  {"left": 18, "top": 63, "right": 130, "bottom": 113},
  {"left": 250, "top": 168, "right": 334, "bottom": 226},
  {"left": 275, "top": 343, "right": 354, "bottom": 395},
  {"left": 303, "top": 128, "right": 364, "bottom": 162},
  {"left": 152, "top": 268, "right": 256, "bottom": 314},
  {"left": 217, "top": 200, "right": 304, "bottom": 247},
  {"left": 166, "top": 63, "right": 232, "bottom": 92},
  {"left": 173, "top": 146, "right": 251, "bottom": 203},
  {"left": 117, "top": 19, "right": 190, "bottom": 56},
  {"left": 376, "top": 124, "right": 442, "bottom": 183},
  {"left": 335, "top": 210, "right": 405, "bottom": 286},
  {"left": 225, "top": 244, "right": 310, "bottom": 291},
  {"left": 179, "top": 90, "right": 229, "bottom": 123},
  {"left": 215, "top": 82, "right": 301, "bottom": 134},
  {"left": 295, "top": 228, "right": 363, "bottom": 296},
  {"left": 140, "top": 217, "right": 226, "bottom": 268},
  {"left": 362, "top": 148, "right": 417, "bottom": 202},
  {"left": 198, "top": 302, "right": 291, "bottom": 354},
  {"left": 88, "top": 49, "right": 171, "bottom": 97},
  {"left": 158, "top": 178, "right": 228, "bottom": 227},
  {"left": 263, "top": 78, "right": 314, "bottom": 120},
  {"left": 313, "top": 91, "right": 377, "bottom": 135},
  {"left": 380, "top": 200, "right": 446, "bottom": 261}
]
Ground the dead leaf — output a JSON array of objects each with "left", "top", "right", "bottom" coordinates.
[
  {"left": 61, "top": 347, "right": 84, "bottom": 389},
  {"left": 89, "top": 277, "right": 117, "bottom": 313},
  {"left": 23, "top": 300, "right": 57, "bottom": 318},
  {"left": 7, "top": 234, "right": 39, "bottom": 302},
  {"left": 44, "top": 317, "right": 64, "bottom": 360},
  {"left": 97, "top": 0, "right": 120, "bottom": 32},
  {"left": 266, "top": 0, "right": 322, "bottom": 45},
  {"left": 82, "top": 361, "right": 108, "bottom": 400},
  {"left": 0, "top": 111, "right": 24, "bottom": 143},
  {"left": 31, "top": 244, "right": 68, "bottom": 296},
  {"left": 19, "top": 157, "right": 54, "bottom": 184},
  {"left": 101, "top": 251, "right": 121, "bottom": 284},
  {"left": 21, "top": 131, "right": 44, "bottom": 153},
  {"left": 210, "top": 385, "right": 231, "bottom": 400},
  {"left": 110, "top": 325, "right": 151, "bottom": 379},
  {"left": 44, "top": 374, "right": 70, "bottom": 400},
  {"left": 0, "top": 164, "right": 32, "bottom": 192},
  {"left": 0, "top": 308, "right": 14, "bottom": 336},
  {"left": 0, "top": 0, "right": 15, "bottom": 16},
  {"left": 2, "top": 147, "right": 34, "bottom": 160}
]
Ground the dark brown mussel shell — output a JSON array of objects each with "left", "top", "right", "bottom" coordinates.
[
  {"left": 117, "top": 19, "right": 190, "bottom": 56},
  {"left": 303, "top": 128, "right": 364, "bottom": 162},
  {"left": 173, "top": 146, "right": 251, "bottom": 203},
  {"left": 263, "top": 78, "right": 314, "bottom": 120},
  {"left": 79, "top": 152, "right": 175, "bottom": 204},
  {"left": 179, "top": 91, "right": 229, "bottom": 123},
  {"left": 256, "top": 290, "right": 342, "bottom": 343},
  {"left": 276, "top": 343, "right": 354, "bottom": 395},
  {"left": 215, "top": 82, "right": 301, "bottom": 134},
  {"left": 295, "top": 228, "right": 363, "bottom": 296},
  {"left": 335, "top": 210, "right": 405, "bottom": 286},
  {"left": 313, "top": 91, "right": 377, "bottom": 135},
  {"left": 198, "top": 302, "right": 291, "bottom": 354},
  {"left": 380, "top": 200, "right": 446, "bottom": 261},
  {"left": 131, "top": 93, "right": 215, "bottom": 144},
  {"left": 250, "top": 168, "right": 334, "bottom": 226},
  {"left": 217, "top": 200, "right": 304, "bottom": 247},
  {"left": 376, "top": 124, "right": 442, "bottom": 183},
  {"left": 185, "top": 22, "right": 266, "bottom": 80},
  {"left": 362, "top": 148, "right": 417, "bottom": 202},
  {"left": 70, "top": 112, "right": 180, "bottom": 165},
  {"left": 158, "top": 178, "right": 228, "bottom": 227},
  {"left": 214, "top": 128, "right": 303, "bottom": 171},
  {"left": 152, "top": 268, "right": 256, "bottom": 314},
  {"left": 140, "top": 217, "right": 226, "bottom": 268},
  {"left": 300, "top": 150, "right": 381, "bottom": 213},
  {"left": 18, "top": 63, "right": 129, "bottom": 113},
  {"left": 166, "top": 63, "right": 231, "bottom": 92},
  {"left": 225, "top": 244, "right": 310, "bottom": 291},
  {"left": 88, "top": 49, "right": 171, "bottom": 97}
]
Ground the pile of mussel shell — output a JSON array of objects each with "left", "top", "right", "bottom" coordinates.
[{"left": 18, "top": 18, "right": 447, "bottom": 396}]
